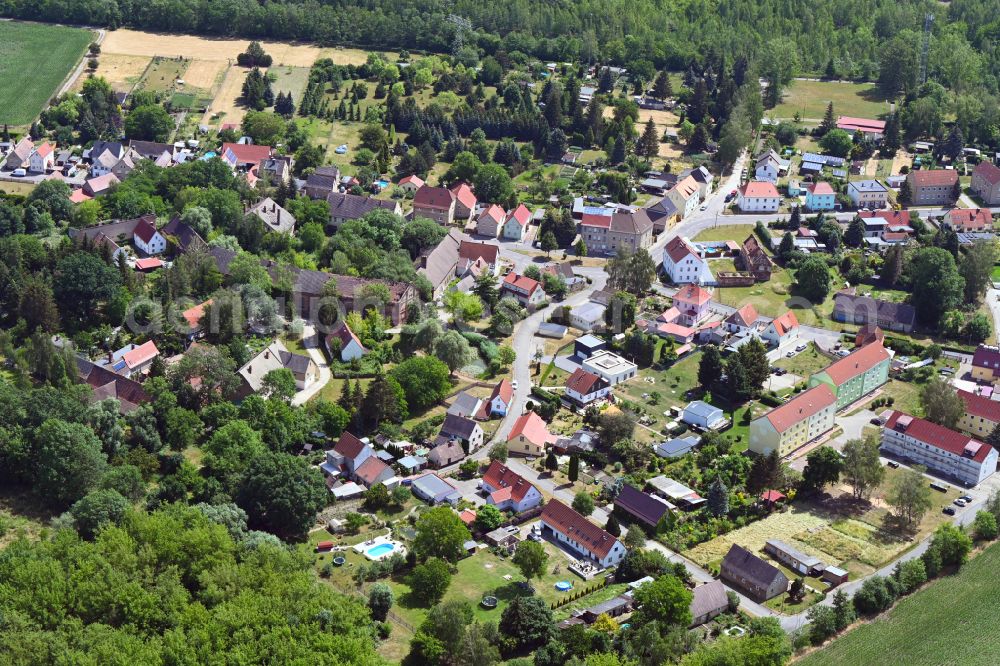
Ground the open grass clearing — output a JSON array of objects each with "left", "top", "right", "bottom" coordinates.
[
  {"left": 0, "top": 21, "right": 94, "bottom": 126},
  {"left": 800, "top": 540, "right": 1000, "bottom": 666},
  {"left": 137, "top": 56, "right": 189, "bottom": 94},
  {"left": 0, "top": 487, "right": 51, "bottom": 550},
  {"left": 692, "top": 224, "right": 760, "bottom": 244},
  {"left": 201, "top": 64, "right": 247, "bottom": 126},
  {"left": 268, "top": 65, "right": 312, "bottom": 104},
  {"left": 773, "top": 343, "right": 830, "bottom": 378},
  {"left": 78, "top": 53, "right": 152, "bottom": 93},
  {"left": 771, "top": 80, "right": 890, "bottom": 122}
]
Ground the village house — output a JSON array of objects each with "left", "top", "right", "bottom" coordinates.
[
  {"left": 479, "top": 379, "right": 514, "bottom": 418},
  {"left": 613, "top": 483, "right": 673, "bottom": 531},
  {"left": 325, "top": 320, "right": 366, "bottom": 362},
  {"left": 481, "top": 461, "right": 543, "bottom": 512},
  {"left": 666, "top": 175, "right": 701, "bottom": 220},
  {"left": 662, "top": 236, "right": 714, "bottom": 285},
  {"left": 761, "top": 311, "right": 799, "bottom": 348},
  {"left": 476, "top": 204, "right": 506, "bottom": 238},
  {"left": 82, "top": 173, "right": 120, "bottom": 198},
  {"left": 221, "top": 142, "right": 273, "bottom": 172},
  {"left": 579, "top": 209, "right": 654, "bottom": 255},
  {"left": 326, "top": 192, "right": 401, "bottom": 230},
  {"left": 858, "top": 210, "right": 913, "bottom": 239},
  {"left": 832, "top": 291, "right": 916, "bottom": 333},
  {"left": 303, "top": 166, "right": 341, "bottom": 199},
  {"left": 180, "top": 299, "right": 211, "bottom": 345},
  {"left": 809, "top": 341, "right": 891, "bottom": 410},
  {"left": 4, "top": 137, "right": 33, "bottom": 171},
  {"left": 248, "top": 197, "right": 296, "bottom": 235},
  {"left": 540, "top": 500, "right": 626, "bottom": 567},
  {"left": 906, "top": 169, "right": 959, "bottom": 206},
  {"left": 458, "top": 240, "right": 500, "bottom": 274},
  {"left": 449, "top": 182, "right": 477, "bottom": 224},
  {"left": 397, "top": 174, "right": 424, "bottom": 193},
  {"left": 957, "top": 389, "right": 1000, "bottom": 441},
  {"left": 76, "top": 357, "right": 150, "bottom": 413},
  {"left": 737, "top": 181, "right": 781, "bottom": 212},
  {"left": 100, "top": 340, "right": 160, "bottom": 379},
  {"left": 501, "top": 203, "right": 532, "bottom": 240},
  {"left": 749, "top": 383, "right": 836, "bottom": 457},
  {"left": 132, "top": 216, "right": 167, "bottom": 256},
  {"left": 29, "top": 142, "right": 56, "bottom": 173},
  {"left": 427, "top": 439, "right": 465, "bottom": 468},
  {"left": 413, "top": 185, "right": 456, "bottom": 225},
  {"left": 971, "top": 161, "right": 1000, "bottom": 205},
  {"left": 725, "top": 304, "right": 759, "bottom": 334},
  {"left": 582, "top": 350, "right": 638, "bottom": 386},
  {"left": 324, "top": 432, "right": 373, "bottom": 478},
  {"left": 161, "top": 216, "right": 204, "bottom": 254},
  {"left": 568, "top": 301, "right": 606, "bottom": 332},
  {"left": 128, "top": 140, "right": 175, "bottom": 161},
  {"left": 439, "top": 413, "right": 484, "bottom": 452},
  {"left": 646, "top": 196, "right": 680, "bottom": 232},
  {"left": 836, "top": 116, "right": 885, "bottom": 139},
  {"left": 564, "top": 368, "right": 611, "bottom": 407},
  {"left": 417, "top": 228, "right": 463, "bottom": 300},
  {"left": 804, "top": 181, "right": 836, "bottom": 211},
  {"left": 507, "top": 411, "right": 555, "bottom": 457},
  {"left": 942, "top": 208, "right": 992, "bottom": 233},
  {"left": 235, "top": 339, "right": 319, "bottom": 399},
  {"left": 720, "top": 544, "right": 789, "bottom": 601},
  {"left": 354, "top": 456, "right": 395, "bottom": 489},
  {"left": 689, "top": 581, "right": 730, "bottom": 627},
  {"left": 847, "top": 179, "right": 889, "bottom": 209},
  {"left": 754, "top": 149, "right": 790, "bottom": 183},
  {"left": 672, "top": 283, "right": 713, "bottom": 327},
  {"left": 881, "top": 411, "right": 998, "bottom": 486},
  {"left": 765, "top": 540, "right": 824, "bottom": 576},
  {"left": 447, "top": 392, "right": 483, "bottom": 420},
  {"left": 736, "top": 235, "right": 774, "bottom": 282},
  {"left": 501, "top": 272, "right": 546, "bottom": 307},
  {"left": 971, "top": 344, "right": 1000, "bottom": 384}
]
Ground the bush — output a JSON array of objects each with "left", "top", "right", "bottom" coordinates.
[{"left": 973, "top": 510, "right": 998, "bottom": 541}]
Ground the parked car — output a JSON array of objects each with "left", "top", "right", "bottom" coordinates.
[
  {"left": 511, "top": 380, "right": 519, "bottom": 390},
  {"left": 954, "top": 498, "right": 967, "bottom": 507},
  {"left": 11, "top": 168, "right": 25, "bottom": 177},
  {"left": 870, "top": 417, "right": 884, "bottom": 426},
  {"left": 943, "top": 506, "right": 956, "bottom": 516},
  {"left": 795, "top": 343, "right": 808, "bottom": 352},
  {"left": 960, "top": 494, "right": 973, "bottom": 503},
  {"left": 887, "top": 460, "right": 899, "bottom": 468}
]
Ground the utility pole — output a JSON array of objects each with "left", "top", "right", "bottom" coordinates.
[{"left": 919, "top": 14, "right": 934, "bottom": 86}]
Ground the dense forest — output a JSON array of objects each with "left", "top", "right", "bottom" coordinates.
[{"left": 4, "top": 0, "right": 1000, "bottom": 90}]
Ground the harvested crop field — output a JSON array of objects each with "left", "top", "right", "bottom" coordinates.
[
  {"left": 101, "top": 29, "right": 374, "bottom": 66},
  {"left": 0, "top": 21, "right": 94, "bottom": 126},
  {"left": 76, "top": 53, "right": 151, "bottom": 92},
  {"left": 202, "top": 65, "right": 247, "bottom": 127},
  {"left": 181, "top": 59, "right": 227, "bottom": 89}
]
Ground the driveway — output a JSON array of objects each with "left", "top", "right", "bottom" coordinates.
[{"left": 291, "top": 325, "right": 332, "bottom": 406}]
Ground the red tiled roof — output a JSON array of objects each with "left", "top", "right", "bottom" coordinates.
[
  {"left": 973, "top": 161, "right": 1000, "bottom": 186},
  {"left": 508, "top": 411, "right": 555, "bottom": 447},
  {"left": 541, "top": 499, "right": 619, "bottom": 559},
  {"left": 959, "top": 389, "right": 1000, "bottom": 424},
  {"left": 221, "top": 142, "right": 272, "bottom": 165},
  {"left": 885, "top": 410, "right": 992, "bottom": 462},
  {"left": 859, "top": 210, "right": 911, "bottom": 227},
  {"left": 449, "top": 181, "right": 477, "bottom": 209},
  {"left": 946, "top": 208, "right": 991, "bottom": 230},
  {"left": 334, "top": 432, "right": 367, "bottom": 459},
  {"left": 134, "top": 258, "right": 162, "bottom": 270},
  {"left": 581, "top": 212, "right": 612, "bottom": 228},
  {"left": 565, "top": 368, "right": 607, "bottom": 395},
  {"left": 35, "top": 142, "right": 55, "bottom": 158},
  {"left": 657, "top": 322, "right": 695, "bottom": 339},
  {"left": 414, "top": 185, "right": 454, "bottom": 210},
  {"left": 122, "top": 340, "right": 158, "bottom": 369},
  {"left": 807, "top": 181, "right": 835, "bottom": 195},
  {"left": 503, "top": 272, "right": 541, "bottom": 295},
  {"left": 760, "top": 489, "right": 786, "bottom": 502},
  {"left": 909, "top": 169, "right": 958, "bottom": 187},
  {"left": 458, "top": 509, "right": 477, "bottom": 525},
  {"left": 69, "top": 189, "right": 92, "bottom": 203},
  {"left": 855, "top": 324, "right": 884, "bottom": 348},
  {"left": 182, "top": 299, "right": 212, "bottom": 330},
  {"left": 664, "top": 236, "right": 698, "bottom": 264},
  {"left": 673, "top": 283, "right": 713, "bottom": 306},
  {"left": 819, "top": 342, "right": 890, "bottom": 386},
  {"left": 328, "top": 320, "right": 364, "bottom": 352},
  {"left": 506, "top": 203, "right": 531, "bottom": 227},
  {"left": 763, "top": 384, "right": 835, "bottom": 433},
  {"left": 770, "top": 311, "right": 799, "bottom": 336},
  {"left": 482, "top": 460, "right": 538, "bottom": 503},
  {"left": 728, "top": 304, "right": 758, "bottom": 327},
  {"left": 490, "top": 379, "right": 514, "bottom": 405},
  {"left": 459, "top": 240, "right": 499, "bottom": 265},
  {"left": 133, "top": 217, "right": 159, "bottom": 243},
  {"left": 399, "top": 174, "right": 424, "bottom": 187},
  {"left": 355, "top": 456, "right": 391, "bottom": 485},
  {"left": 739, "top": 181, "right": 779, "bottom": 198},
  {"left": 836, "top": 116, "right": 885, "bottom": 132}
]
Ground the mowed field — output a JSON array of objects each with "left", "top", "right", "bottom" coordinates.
[
  {"left": 101, "top": 29, "right": 375, "bottom": 66},
  {"left": 74, "top": 53, "right": 151, "bottom": 93},
  {"left": 0, "top": 21, "right": 94, "bottom": 125},
  {"left": 771, "top": 79, "right": 890, "bottom": 122},
  {"left": 800, "top": 540, "right": 1000, "bottom": 665}
]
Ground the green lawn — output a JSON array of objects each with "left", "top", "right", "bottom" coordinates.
[
  {"left": 771, "top": 79, "right": 891, "bottom": 122},
  {"left": 710, "top": 265, "right": 833, "bottom": 327},
  {"left": 800, "top": 540, "right": 1000, "bottom": 666},
  {"left": 138, "top": 56, "right": 188, "bottom": 94},
  {"left": 268, "top": 65, "right": 311, "bottom": 104},
  {"left": 773, "top": 343, "right": 830, "bottom": 378},
  {"left": 693, "top": 224, "right": 758, "bottom": 244},
  {"left": 0, "top": 21, "right": 93, "bottom": 126}
]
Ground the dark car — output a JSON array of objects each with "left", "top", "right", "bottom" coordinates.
[
  {"left": 943, "top": 506, "right": 956, "bottom": 516},
  {"left": 870, "top": 417, "right": 884, "bottom": 426}
]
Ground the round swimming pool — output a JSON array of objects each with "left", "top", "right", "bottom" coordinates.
[
  {"left": 366, "top": 543, "right": 396, "bottom": 559},
  {"left": 555, "top": 581, "right": 573, "bottom": 591}
]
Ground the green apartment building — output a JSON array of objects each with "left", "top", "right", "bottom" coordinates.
[{"left": 809, "top": 342, "right": 891, "bottom": 410}]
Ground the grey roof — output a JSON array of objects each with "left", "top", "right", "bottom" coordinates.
[
  {"left": 87, "top": 140, "right": 124, "bottom": 162},
  {"left": 305, "top": 166, "right": 341, "bottom": 194},
  {"left": 237, "top": 340, "right": 312, "bottom": 392},
  {"left": 722, "top": 544, "right": 785, "bottom": 589},
  {"left": 411, "top": 473, "right": 460, "bottom": 503},
  {"left": 583, "top": 595, "right": 631, "bottom": 618},
  {"left": 249, "top": 197, "right": 296, "bottom": 234},
  {"left": 397, "top": 455, "right": 427, "bottom": 470},
  {"left": 690, "top": 581, "right": 729, "bottom": 621},
  {"left": 656, "top": 436, "right": 699, "bottom": 458},
  {"left": 683, "top": 400, "right": 724, "bottom": 421},
  {"left": 801, "top": 152, "right": 845, "bottom": 166},
  {"left": 614, "top": 483, "right": 672, "bottom": 527},
  {"left": 832, "top": 292, "right": 916, "bottom": 327},
  {"left": 766, "top": 539, "right": 823, "bottom": 568},
  {"left": 441, "top": 413, "right": 479, "bottom": 440},
  {"left": 70, "top": 214, "right": 157, "bottom": 244},
  {"left": 418, "top": 228, "right": 464, "bottom": 290},
  {"left": 326, "top": 191, "right": 398, "bottom": 223},
  {"left": 576, "top": 334, "right": 606, "bottom": 349},
  {"left": 447, "top": 392, "right": 482, "bottom": 418},
  {"left": 161, "top": 216, "right": 204, "bottom": 251},
  {"left": 428, "top": 440, "right": 465, "bottom": 465},
  {"left": 128, "top": 140, "right": 174, "bottom": 160}
]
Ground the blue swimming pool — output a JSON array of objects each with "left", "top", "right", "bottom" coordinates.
[
  {"left": 366, "top": 543, "right": 396, "bottom": 559},
  {"left": 376, "top": 179, "right": 390, "bottom": 188},
  {"left": 201, "top": 151, "right": 217, "bottom": 160},
  {"left": 555, "top": 581, "right": 573, "bottom": 591}
]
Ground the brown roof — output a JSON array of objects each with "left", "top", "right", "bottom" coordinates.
[
  {"left": 334, "top": 432, "right": 367, "bottom": 459},
  {"left": 818, "top": 342, "right": 890, "bottom": 386},
  {"left": 413, "top": 185, "right": 454, "bottom": 210},
  {"left": 76, "top": 357, "right": 150, "bottom": 412},
  {"left": 690, "top": 581, "right": 730, "bottom": 621},
  {"left": 541, "top": 499, "right": 619, "bottom": 559},
  {"left": 182, "top": 300, "right": 212, "bottom": 331},
  {"left": 482, "top": 460, "right": 538, "bottom": 503},
  {"left": 503, "top": 272, "right": 541, "bottom": 295},
  {"left": 614, "top": 483, "right": 671, "bottom": 527},
  {"left": 909, "top": 169, "right": 958, "bottom": 188},
  {"left": 665, "top": 236, "right": 698, "bottom": 264},
  {"left": 946, "top": 208, "right": 991, "bottom": 230},
  {"left": 974, "top": 160, "right": 1000, "bottom": 186},
  {"left": 763, "top": 384, "right": 835, "bottom": 433},
  {"left": 885, "top": 411, "right": 992, "bottom": 462},
  {"left": 326, "top": 191, "right": 399, "bottom": 221},
  {"left": 221, "top": 142, "right": 272, "bottom": 165},
  {"left": 459, "top": 240, "right": 500, "bottom": 265},
  {"left": 133, "top": 217, "right": 159, "bottom": 244},
  {"left": 958, "top": 390, "right": 1000, "bottom": 424},
  {"left": 610, "top": 209, "right": 653, "bottom": 235},
  {"left": 565, "top": 368, "right": 608, "bottom": 395},
  {"left": 355, "top": 456, "right": 391, "bottom": 485}
]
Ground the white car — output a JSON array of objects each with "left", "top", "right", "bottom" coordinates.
[
  {"left": 699, "top": 203, "right": 708, "bottom": 211},
  {"left": 511, "top": 380, "right": 519, "bottom": 390}
]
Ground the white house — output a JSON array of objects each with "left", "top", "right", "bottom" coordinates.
[
  {"left": 501, "top": 272, "right": 546, "bottom": 306},
  {"left": 682, "top": 401, "right": 727, "bottom": 430},
  {"left": 725, "top": 304, "right": 759, "bottom": 334},
  {"left": 662, "top": 236, "right": 714, "bottom": 285},
  {"left": 847, "top": 180, "right": 888, "bottom": 209},
  {"left": 568, "top": 301, "right": 606, "bottom": 331},
  {"left": 762, "top": 311, "right": 799, "bottom": 348},
  {"left": 501, "top": 204, "right": 531, "bottom": 241},
  {"left": 28, "top": 142, "right": 55, "bottom": 173},
  {"left": 324, "top": 432, "right": 373, "bottom": 477},
  {"left": 541, "top": 499, "right": 626, "bottom": 567},
  {"left": 325, "top": 320, "right": 366, "bottom": 361},
  {"left": 564, "top": 368, "right": 611, "bottom": 407},
  {"left": 881, "top": 411, "right": 999, "bottom": 486},
  {"left": 481, "top": 379, "right": 514, "bottom": 418},
  {"left": 582, "top": 350, "right": 638, "bottom": 386},
  {"left": 133, "top": 217, "right": 167, "bottom": 255},
  {"left": 737, "top": 181, "right": 781, "bottom": 212},
  {"left": 754, "top": 150, "right": 789, "bottom": 183},
  {"left": 481, "top": 461, "right": 543, "bottom": 513}
]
